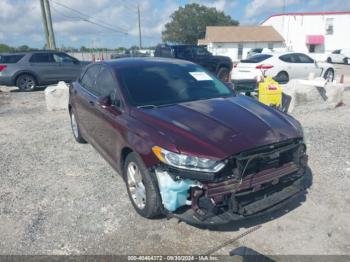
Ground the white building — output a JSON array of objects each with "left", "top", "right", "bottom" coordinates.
[
  {"left": 261, "top": 11, "right": 350, "bottom": 60},
  {"left": 198, "top": 26, "right": 285, "bottom": 61}
]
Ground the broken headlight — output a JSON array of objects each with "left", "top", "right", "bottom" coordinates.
[{"left": 152, "top": 146, "right": 225, "bottom": 172}]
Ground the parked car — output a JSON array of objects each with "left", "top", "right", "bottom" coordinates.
[
  {"left": 232, "top": 52, "right": 335, "bottom": 84},
  {"left": 247, "top": 48, "right": 273, "bottom": 57},
  {"left": 327, "top": 49, "right": 350, "bottom": 64},
  {"left": 69, "top": 57, "right": 308, "bottom": 225},
  {"left": 0, "top": 51, "right": 88, "bottom": 91},
  {"left": 154, "top": 44, "right": 232, "bottom": 82}
]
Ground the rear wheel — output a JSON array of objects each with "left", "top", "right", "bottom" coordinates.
[
  {"left": 16, "top": 74, "right": 37, "bottom": 91},
  {"left": 324, "top": 68, "right": 334, "bottom": 81},
  {"left": 124, "top": 152, "right": 162, "bottom": 218},
  {"left": 69, "top": 110, "right": 86, "bottom": 143},
  {"left": 217, "top": 67, "right": 230, "bottom": 82},
  {"left": 274, "top": 71, "right": 289, "bottom": 84},
  {"left": 343, "top": 58, "right": 348, "bottom": 65}
]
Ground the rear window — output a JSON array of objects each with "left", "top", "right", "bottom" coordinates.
[
  {"left": 0, "top": 54, "right": 24, "bottom": 63},
  {"left": 29, "top": 53, "right": 51, "bottom": 63},
  {"left": 241, "top": 54, "right": 272, "bottom": 63}
]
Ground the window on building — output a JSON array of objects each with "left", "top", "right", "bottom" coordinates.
[
  {"left": 237, "top": 44, "right": 243, "bottom": 59},
  {"left": 325, "top": 18, "right": 334, "bottom": 35}
]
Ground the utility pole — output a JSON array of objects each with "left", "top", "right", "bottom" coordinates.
[
  {"left": 137, "top": 4, "right": 142, "bottom": 49},
  {"left": 43, "top": 0, "right": 56, "bottom": 49},
  {"left": 39, "top": 0, "right": 50, "bottom": 49}
]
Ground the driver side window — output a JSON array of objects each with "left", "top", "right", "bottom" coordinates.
[
  {"left": 95, "top": 67, "right": 119, "bottom": 105},
  {"left": 53, "top": 53, "right": 77, "bottom": 63}
]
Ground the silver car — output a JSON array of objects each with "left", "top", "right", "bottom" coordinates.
[{"left": 0, "top": 51, "right": 87, "bottom": 91}]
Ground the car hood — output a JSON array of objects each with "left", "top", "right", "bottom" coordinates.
[{"left": 131, "top": 96, "right": 303, "bottom": 160}]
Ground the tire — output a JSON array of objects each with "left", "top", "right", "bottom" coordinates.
[
  {"left": 274, "top": 71, "right": 289, "bottom": 84},
  {"left": 69, "top": 109, "right": 87, "bottom": 143},
  {"left": 343, "top": 58, "right": 348, "bottom": 65},
  {"left": 217, "top": 67, "right": 230, "bottom": 82},
  {"left": 323, "top": 68, "right": 334, "bottom": 81},
  {"left": 327, "top": 57, "right": 332, "bottom": 63},
  {"left": 124, "top": 152, "right": 162, "bottom": 218},
  {"left": 16, "top": 74, "right": 37, "bottom": 91}
]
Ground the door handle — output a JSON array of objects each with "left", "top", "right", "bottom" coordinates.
[{"left": 89, "top": 101, "right": 94, "bottom": 106}]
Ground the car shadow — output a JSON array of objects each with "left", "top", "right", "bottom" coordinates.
[
  {"left": 10, "top": 86, "right": 47, "bottom": 93},
  {"left": 191, "top": 167, "right": 313, "bottom": 232}
]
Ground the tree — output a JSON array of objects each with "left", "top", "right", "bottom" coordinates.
[
  {"left": 0, "top": 43, "right": 15, "bottom": 53},
  {"left": 162, "top": 3, "right": 238, "bottom": 44}
]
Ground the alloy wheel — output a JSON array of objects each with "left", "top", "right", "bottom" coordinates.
[
  {"left": 18, "top": 75, "right": 35, "bottom": 90},
  {"left": 127, "top": 162, "right": 146, "bottom": 209},
  {"left": 71, "top": 113, "right": 79, "bottom": 138}
]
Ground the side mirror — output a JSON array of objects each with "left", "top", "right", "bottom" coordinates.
[{"left": 96, "top": 96, "right": 111, "bottom": 109}]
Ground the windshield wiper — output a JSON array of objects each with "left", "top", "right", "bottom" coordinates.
[
  {"left": 137, "top": 105, "right": 158, "bottom": 109},
  {"left": 137, "top": 103, "right": 176, "bottom": 109}
]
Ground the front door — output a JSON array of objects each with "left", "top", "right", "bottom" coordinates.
[
  {"left": 52, "top": 53, "right": 82, "bottom": 82},
  {"left": 90, "top": 65, "right": 124, "bottom": 167}
]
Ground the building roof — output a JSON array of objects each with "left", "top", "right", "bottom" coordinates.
[
  {"left": 198, "top": 26, "right": 284, "bottom": 45},
  {"left": 261, "top": 11, "right": 350, "bottom": 24}
]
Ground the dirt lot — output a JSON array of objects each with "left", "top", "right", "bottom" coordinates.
[{"left": 1, "top": 80, "right": 350, "bottom": 256}]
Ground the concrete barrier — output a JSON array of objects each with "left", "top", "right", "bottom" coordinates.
[
  {"left": 45, "top": 81, "right": 69, "bottom": 111},
  {"left": 283, "top": 78, "right": 344, "bottom": 113}
]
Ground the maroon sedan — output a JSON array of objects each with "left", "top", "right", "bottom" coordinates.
[{"left": 69, "top": 58, "right": 308, "bottom": 225}]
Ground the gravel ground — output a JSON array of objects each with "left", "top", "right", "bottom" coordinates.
[{"left": 0, "top": 84, "right": 350, "bottom": 256}]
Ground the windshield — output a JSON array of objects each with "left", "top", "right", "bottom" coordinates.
[
  {"left": 241, "top": 54, "right": 272, "bottom": 63},
  {"left": 118, "top": 62, "right": 232, "bottom": 107}
]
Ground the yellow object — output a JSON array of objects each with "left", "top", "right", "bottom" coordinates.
[
  {"left": 152, "top": 146, "right": 166, "bottom": 162},
  {"left": 258, "top": 76, "right": 282, "bottom": 107}
]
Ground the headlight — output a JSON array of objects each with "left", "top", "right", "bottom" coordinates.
[{"left": 152, "top": 146, "right": 225, "bottom": 172}]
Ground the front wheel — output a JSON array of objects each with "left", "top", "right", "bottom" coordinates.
[
  {"left": 274, "top": 71, "right": 289, "bottom": 84},
  {"left": 217, "top": 67, "right": 230, "bottom": 82},
  {"left": 16, "top": 74, "right": 37, "bottom": 91},
  {"left": 327, "top": 57, "right": 332, "bottom": 63},
  {"left": 324, "top": 68, "right": 334, "bottom": 81},
  {"left": 343, "top": 58, "right": 348, "bottom": 65},
  {"left": 124, "top": 152, "right": 162, "bottom": 218}
]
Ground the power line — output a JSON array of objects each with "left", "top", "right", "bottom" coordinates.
[{"left": 49, "top": 0, "right": 128, "bottom": 34}]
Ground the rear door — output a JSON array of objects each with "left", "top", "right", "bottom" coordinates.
[
  {"left": 52, "top": 52, "right": 82, "bottom": 82},
  {"left": 28, "top": 53, "right": 58, "bottom": 83},
  {"left": 73, "top": 64, "right": 101, "bottom": 141},
  {"left": 91, "top": 66, "right": 124, "bottom": 166}
]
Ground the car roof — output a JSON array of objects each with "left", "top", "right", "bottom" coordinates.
[
  {"left": 0, "top": 50, "right": 63, "bottom": 56},
  {"left": 102, "top": 57, "right": 196, "bottom": 69}
]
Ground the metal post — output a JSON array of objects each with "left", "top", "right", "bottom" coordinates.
[
  {"left": 138, "top": 4, "right": 142, "bottom": 49},
  {"left": 39, "top": 0, "right": 50, "bottom": 49},
  {"left": 43, "top": 0, "right": 56, "bottom": 49}
]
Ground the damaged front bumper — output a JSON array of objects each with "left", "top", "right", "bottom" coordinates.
[{"left": 153, "top": 139, "right": 309, "bottom": 225}]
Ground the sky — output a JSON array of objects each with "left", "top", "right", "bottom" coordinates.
[{"left": 0, "top": 0, "right": 350, "bottom": 49}]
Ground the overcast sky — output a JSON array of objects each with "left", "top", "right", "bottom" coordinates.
[{"left": 0, "top": 0, "right": 349, "bottom": 49}]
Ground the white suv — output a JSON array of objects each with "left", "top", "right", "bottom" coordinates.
[
  {"left": 327, "top": 49, "right": 350, "bottom": 64},
  {"left": 232, "top": 52, "right": 335, "bottom": 84}
]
